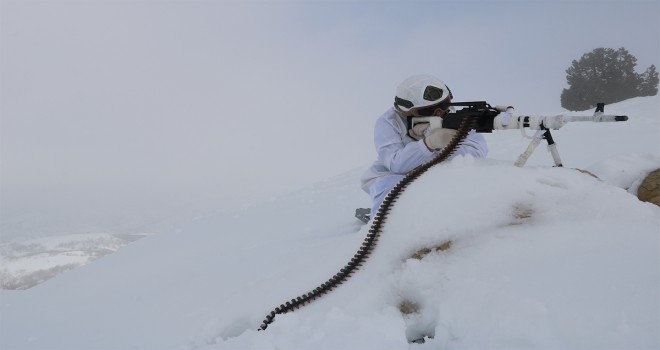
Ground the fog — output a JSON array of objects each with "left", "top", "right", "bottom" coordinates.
[{"left": 1, "top": 0, "right": 658, "bottom": 241}]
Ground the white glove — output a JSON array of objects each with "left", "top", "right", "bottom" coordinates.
[
  {"left": 493, "top": 107, "right": 516, "bottom": 129},
  {"left": 408, "top": 123, "right": 429, "bottom": 140},
  {"left": 424, "top": 128, "right": 457, "bottom": 151}
]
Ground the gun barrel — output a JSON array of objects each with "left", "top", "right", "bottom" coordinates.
[{"left": 570, "top": 115, "right": 629, "bottom": 123}]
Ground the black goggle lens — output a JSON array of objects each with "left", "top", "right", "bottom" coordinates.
[{"left": 415, "top": 100, "right": 451, "bottom": 117}]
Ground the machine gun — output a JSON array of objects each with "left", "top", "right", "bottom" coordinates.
[{"left": 407, "top": 101, "right": 628, "bottom": 167}]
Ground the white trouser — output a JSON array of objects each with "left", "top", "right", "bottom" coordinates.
[{"left": 368, "top": 174, "right": 405, "bottom": 216}]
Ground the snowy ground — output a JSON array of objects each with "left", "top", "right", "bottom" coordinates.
[
  {"left": 0, "top": 233, "right": 150, "bottom": 290},
  {"left": 0, "top": 96, "right": 658, "bottom": 350}
]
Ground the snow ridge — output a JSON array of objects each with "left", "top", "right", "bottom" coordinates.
[{"left": 0, "top": 96, "right": 659, "bottom": 350}]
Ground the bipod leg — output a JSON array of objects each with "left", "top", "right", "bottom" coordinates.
[
  {"left": 543, "top": 130, "right": 563, "bottom": 167},
  {"left": 514, "top": 130, "right": 545, "bottom": 167}
]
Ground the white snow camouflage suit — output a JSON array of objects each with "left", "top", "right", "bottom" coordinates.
[{"left": 361, "top": 107, "right": 488, "bottom": 215}]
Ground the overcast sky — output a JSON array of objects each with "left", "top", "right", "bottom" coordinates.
[{"left": 1, "top": 0, "right": 658, "bottom": 240}]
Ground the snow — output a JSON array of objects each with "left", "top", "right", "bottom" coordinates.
[
  {"left": 1, "top": 96, "right": 659, "bottom": 350},
  {"left": 0, "top": 233, "right": 150, "bottom": 290}
]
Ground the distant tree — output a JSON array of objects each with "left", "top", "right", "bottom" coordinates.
[
  {"left": 639, "top": 64, "right": 659, "bottom": 97},
  {"left": 561, "top": 47, "right": 658, "bottom": 111}
]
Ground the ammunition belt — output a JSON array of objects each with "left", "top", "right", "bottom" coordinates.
[{"left": 259, "top": 116, "right": 476, "bottom": 331}]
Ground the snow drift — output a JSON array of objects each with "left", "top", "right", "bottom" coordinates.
[{"left": 0, "top": 96, "right": 659, "bottom": 350}]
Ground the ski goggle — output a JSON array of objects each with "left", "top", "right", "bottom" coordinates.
[{"left": 395, "top": 98, "right": 452, "bottom": 117}]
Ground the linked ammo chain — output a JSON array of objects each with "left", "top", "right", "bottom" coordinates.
[{"left": 258, "top": 116, "right": 477, "bottom": 331}]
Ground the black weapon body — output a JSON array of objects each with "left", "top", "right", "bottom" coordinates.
[
  {"left": 407, "top": 101, "right": 498, "bottom": 134},
  {"left": 440, "top": 101, "right": 500, "bottom": 132}
]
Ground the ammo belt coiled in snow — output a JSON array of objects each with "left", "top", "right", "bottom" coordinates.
[{"left": 259, "top": 116, "right": 477, "bottom": 331}]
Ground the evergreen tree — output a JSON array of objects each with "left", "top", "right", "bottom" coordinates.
[
  {"left": 561, "top": 47, "right": 657, "bottom": 111},
  {"left": 639, "top": 65, "right": 659, "bottom": 96}
]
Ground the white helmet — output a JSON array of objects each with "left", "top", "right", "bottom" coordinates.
[{"left": 394, "top": 74, "right": 453, "bottom": 115}]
